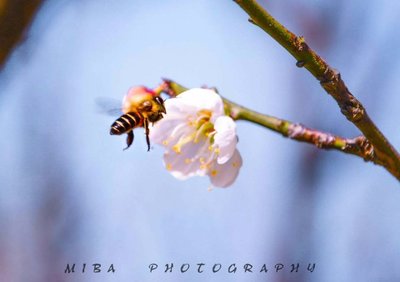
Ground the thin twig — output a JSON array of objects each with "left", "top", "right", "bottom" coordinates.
[{"left": 233, "top": 0, "right": 400, "bottom": 180}]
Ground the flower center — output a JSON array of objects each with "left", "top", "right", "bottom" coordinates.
[{"left": 171, "top": 110, "right": 216, "bottom": 154}]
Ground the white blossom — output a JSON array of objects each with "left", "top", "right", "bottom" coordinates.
[{"left": 150, "top": 88, "right": 242, "bottom": 188}]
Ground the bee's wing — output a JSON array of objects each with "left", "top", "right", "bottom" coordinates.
[{"left": 96, "top": 97, "right": 123, "bottom": 116}]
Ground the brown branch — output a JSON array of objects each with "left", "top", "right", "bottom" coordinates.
[
  {"left": 233, "top": 0, "right": 400, "bottom": 180},
  {"left": 286, "top": 124, "right": 376, "bottom": 163},
  {"left": 0, "top": 0, "right": 44, "bottom": 69}
]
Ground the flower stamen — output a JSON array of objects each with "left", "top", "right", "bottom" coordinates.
[
  {"left": 172, "top": 131, "right": 197, "bottom": 154},
  {"left": 194, "top": 122, "right": 214, "bottom": 143}
]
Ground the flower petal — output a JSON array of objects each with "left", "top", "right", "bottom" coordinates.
[
  {"left": 213, "top": 116, "right": 237, "bottom": 164},
  {"left": 208, "top": 149, "right": 242, "bottom": 188},
  {"left": 150, "top": 119, "right": 186, "bottom": 145},
  {"left": 177, "top": 88, "right": 224, "bottom": 117},
  {"left": 163, "top": 138, "right": 212, "bottom": 179}
]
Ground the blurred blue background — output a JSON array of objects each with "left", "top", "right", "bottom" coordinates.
[{"left": 1, "top": 0, "right": 399, "bottom": 281}]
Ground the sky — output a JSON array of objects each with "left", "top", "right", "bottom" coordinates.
[{"left": 0, "top": 0, "right": 399, "bottom": 281}]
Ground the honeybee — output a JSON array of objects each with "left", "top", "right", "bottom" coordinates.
[{"left": 108, "top": 86, "right": 166, "bottom": 151}]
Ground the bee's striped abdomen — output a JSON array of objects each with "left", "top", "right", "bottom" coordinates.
[{"left": 110, "top": 112, "right": 142, "bottom": 135}]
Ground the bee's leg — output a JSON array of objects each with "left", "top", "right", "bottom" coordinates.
[
  {"left": 123, "top": 130, "right": 134, "bottom": 151},
  {"left": 144, "top": 118, "right": 150, "bottom": 152}
]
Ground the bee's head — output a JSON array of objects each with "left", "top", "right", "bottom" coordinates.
[
  {"left": 154, "top": 96, "right": 166, "bottom": 114},
  {"left": 141, "top": 95, "right": 166, "bottom": 122}
]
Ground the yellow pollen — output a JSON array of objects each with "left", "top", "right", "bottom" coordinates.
[
  {"left": 232, "top": 162, "right": 238, "bottom": 167},
  {"left": 199, "top": 157, "right": 206, "bottom": 164},
  {"left": 208, "top": 145, "right": 213, "bottom": 151},
  {"left": 200, "top": 164, "right": 208, "bottom": 170},
  {"left": 185, "top": 158, "right": 191, "bottom": 164},
  {"left": 172, "top": 145, "right": 182, "bottom": 154},
  {"left": 166, "top": 163, "right": 172, "bottom": 170},
  {"left": 211, "top": 170, "right": 218, "bottom": 177},
  {"left": 197, "top": 109, "right": 212, "bottom": 117},
  {"left": 162, "top": 140, "right": 168, "bottom": 146},
  {"left": 214, "top": 148, "right": 220, "bottom": 155}
]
